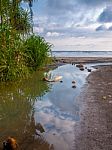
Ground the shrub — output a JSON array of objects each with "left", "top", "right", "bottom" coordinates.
[{"left": 24, "top": 35, "right": 52, "bottom": 70}]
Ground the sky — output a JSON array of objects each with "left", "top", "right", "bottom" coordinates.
[{"left": 31, "top": 0, "right": 112, "bottom": 51}]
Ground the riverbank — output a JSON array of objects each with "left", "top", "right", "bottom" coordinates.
[
  {"left": 54, "top": 57, "right": 112, "bottom": 64},
  {"left": 44, "top": 57, "right": 112, "bottom": 69},
  {"left": 48, "top": 57, "right": 112, "bottom": 149},
  {"left": 0, "top": 56, "right": 111, "bottom": 150},
  {"left": 73, "top": 65, "right": 112, "bottom": 150}
]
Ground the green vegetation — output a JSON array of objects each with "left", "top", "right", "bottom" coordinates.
[
  {"left": 24, "top": 35, "right": 52, "bottom": 70},
  {"left": 0, "top": 0, "right": 52, "bottom": 81},
  {"left": 0, "top": 70, "right": 52, "bottom": 149}
]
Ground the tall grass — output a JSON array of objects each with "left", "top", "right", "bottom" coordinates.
[
  {"left": 24, "top": 35, "right": 52, "bottom": 70},
  {"left": 0, "top": 25, "right": 29, "bottom": 81},
  {"left": 0, "top": 1, "right": 52, "bottom": 81},
  {"left": 0, "top": 28, "right": 52, "bottom": 81}
]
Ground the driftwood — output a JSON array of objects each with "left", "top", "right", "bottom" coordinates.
[{"left": 43, "top": 76, "right": 63, "bottom": 82}]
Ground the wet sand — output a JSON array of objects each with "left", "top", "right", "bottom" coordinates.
[
  {"left": 54, "top": 57, "right": 112, "bottom": 150},
  {"left": 54, "top": 57, "right": 112, "bottom": 64},
  {"left": 47, "top": 57, "right": 112, "bottom": 69}
]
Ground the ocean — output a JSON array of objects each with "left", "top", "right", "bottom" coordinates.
[{"left": 51, "top": 51, "right": 112, "bottom": 57}]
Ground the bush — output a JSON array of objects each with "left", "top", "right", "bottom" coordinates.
[
  {"left": 24, "top": 35, "right": 52, "bottom": 70},
  {"left": 0, "top": 32, "right": 52, "bottom": 81}
]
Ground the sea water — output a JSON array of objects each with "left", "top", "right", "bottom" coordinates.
[{"left": 52, "top": 51, "right": 112, "bottom": 57}]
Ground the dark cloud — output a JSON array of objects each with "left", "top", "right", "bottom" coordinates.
[
  {"left": 108, "top": 26, "right": 112, "bottom": 30},
  {"left": 98, "top": 6, "right": 112, "bottom": 22},
  {"left": 46, "top": 0, "right": 76, "bottom": 15},
  {"left": 47, "top": 0, "right": 74, "bottom": 9},
  {"left": 46, "top": 0, "right": 111, "bottom": 13},
  {"left": 96, "top": 25, "right": 107, "bottom": 31},
  {"left": 44, "top": 0, "right": 83, "bottom": 28},
  {"left": 77, "top": 0, "right": 110, "bottom": 7},
  {"left": 45, "top": 0, "right": 112, "bottom": 26}
]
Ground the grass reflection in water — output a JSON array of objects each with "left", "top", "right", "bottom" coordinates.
[{"left": 0, "top": 70, "right": 53, "bottom": 150}]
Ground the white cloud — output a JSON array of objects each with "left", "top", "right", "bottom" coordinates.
[
  {"left": 33, "top": 0, "right": 112, "bottom": 50},
  {"left": 33, "top": 27, "right": 44, "bottom": 33},
  {"left": 46, "top": 32, "right": 60, "bottom": 37},
  {"left": 47, "top": 34, "right": 112, "bottom": 51}
]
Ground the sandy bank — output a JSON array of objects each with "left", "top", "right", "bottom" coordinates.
[
  {"left": 55, "top": 57, "right": 112, "bottom": 64},
  {"left": 74, "top": 65, "right": 112, "bottom": 150},
  {"left": 46, "top": 57, "right": 112, "bottom": 150}
]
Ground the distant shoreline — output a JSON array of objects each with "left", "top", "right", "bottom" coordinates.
[
  {"left": 52, "top": 50, "right": 112, "bottom": 52},
  {"left": 51, "top": 51, "right": 112, "bottom": 58},
  {"left": 43, "top": 57, "right": 112, "bottom": 70},
  {"left": 54, "top": 57, "right": 112, "bottom": 64}
]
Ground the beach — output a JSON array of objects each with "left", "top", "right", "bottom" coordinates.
[
  {"left": 53, "top": 57, "right": 112, "bottom": 150},
  {"left": 73, "top": 65, "right": 112, "bottom": 150},
  {"left": 54, "top": 57, "right": 112, "bottom": 64}
]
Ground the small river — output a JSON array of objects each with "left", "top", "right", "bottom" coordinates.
[{"left": 0, "top": 63, "right": 110, "bottom": 150}]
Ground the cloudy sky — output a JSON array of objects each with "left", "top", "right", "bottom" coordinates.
[{"left": 32, "top": 0, "right": 112, "bottom": 51}]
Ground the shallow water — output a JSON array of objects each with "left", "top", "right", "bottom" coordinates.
[
  {"left": 34, "top": 64, "right": 91, "bottom": 150},
  {"left": 0, "top": 63, "right": 110, "bottom": 149}
]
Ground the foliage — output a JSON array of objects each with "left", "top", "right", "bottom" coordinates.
[
  {"left": 0, "top": 25, "right": 29, "bottom": 81},
  {"left": 0, "top": 27, "right": 52, "bottom": 81},
  {"left": 24, "top": 35, "right": 52, "bottom": 70},
  {"left": 0, "top": 1, "right": 52, "bottom": 81}
]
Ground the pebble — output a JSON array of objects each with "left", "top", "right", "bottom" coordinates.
[
  {"left": 108, "top": 95, "right": 112, "bottom": 98},
  {"left": 87, "top": 69, "right": 92, "bottom": 72},
  {"left": 80, "top": 67, "right": 84, "bottom": 71},
  {"left": 72, "top": 81, "right": 76, "bottom": 84},
  {"left": 102, "top": 96, "right": 107, "bottom": 100},
  {"left": 72, "top": 85, "right": 76, "bottom": 88}
]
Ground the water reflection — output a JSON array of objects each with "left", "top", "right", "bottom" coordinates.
[
  {"left": 0, "top": 70, "right": 53, "bottom": 149},
  {"left": 34, "top": 63, "right": 112, "bottom": 150},
  {"left": 34, "top": 64, "right": 90, "bottom": 150},
  {"left": 0, "top": 63, "right": 105, "bottom": 150}
]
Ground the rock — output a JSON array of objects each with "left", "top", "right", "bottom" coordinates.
[
  {"left": 109, "top": 101, "right": 112, "bottom": 104},
  {"left": 72, "top": 81, "right": 76, "bottom": 84},
  {"left": 108, "top": 95, "right": 112, "bottom": 98},
  {"left": 3, "top": 137, "right": 18, "bottom": 150},
  {"left": 76, "top": 63, "right": 84, "bottom": 68},
  {"left": 72, "top": 85, "right": 76, "bottom": 88},
  {"left": 102, "top": 96, "right": 107, "bottom": 100},
  {"left": 87, "top": 69, "right": 92, "bottom": 72},
  {"left": 80, "top": 67, "right": 84, "bottom": 71}
]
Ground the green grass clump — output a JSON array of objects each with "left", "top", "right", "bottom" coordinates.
[
  {"left": 24, "top": 35, "right": 52, "bottom": 70},
  {"left": 0, "top": 1, "right": 52, "bottom": 81},
  {"left": 0, "top": 29, "right": 52, "bottom": 81}
]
